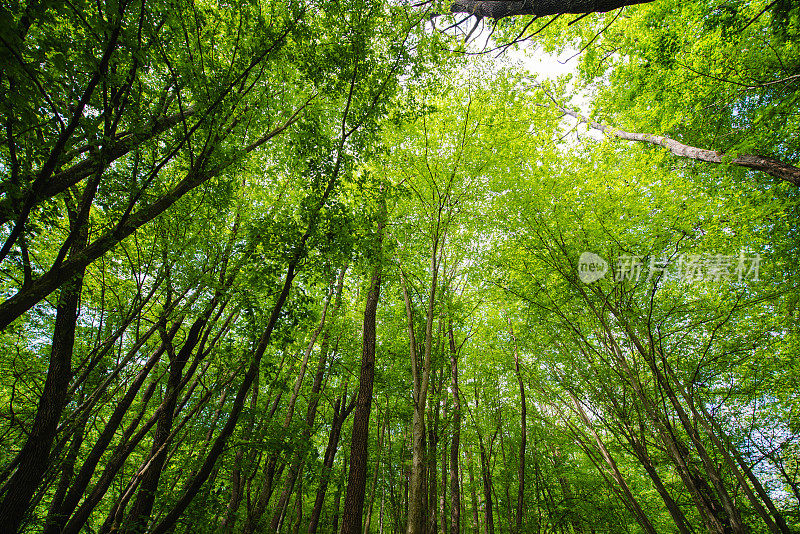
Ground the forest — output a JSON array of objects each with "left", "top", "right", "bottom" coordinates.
[{"left": 0, "top": 0, "right": 798, "bottom": 532}]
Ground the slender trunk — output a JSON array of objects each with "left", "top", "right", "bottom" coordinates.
[
  {"left": 333, "top": 456, "right": 347, "bottom": 534},
  {"left": 341, "top": 205, "right": 384, "bottom": 534},
  {"left": 221, "top": 442, "right": 246, "bottom": 533},
  {"left": 479, "top": 443, "right": 494, "bottom": 534},
  {"left": 266, "top": 289, "right": 335, "bottom": 533},
  {"left": 448, "top": 323, "right": 461, "bottom": 534},
  {"left": 379, "top": 477, "right": 386, "bottom": 534},
  {"left": 146, "top": 257, "right": 302, "bottom": 534},
  {"left": 292, "top": 477, "right": 304, "bottom": 534},
  {"left": 648, "top": 353, "right": 746, "bottom": 534},
  {"left": 468, "top": 448, "right": 479, "bottom": 534},
  {"left": 508, "top": 323, "right": 526, "bottom": 534},
  {"left": 55, "top": 358, "right": 167, "bottom": 534},
  {"left": 559, "top": 106, "right": 800, "bottom": 186},
  {"left": 123, "top": 315, "right": 207, "bottom": 532},
  {"left": 428, "top": 381, "right": 441, "bottom": 534},
  {"left": 365, "top": 400, "right": 389, "bottom": 534},
  {"left": 217, "top": 386, "right": 246, "bottom": 534},
  {"left": 400, "top": 226, "right": 440, "bottom": 534},
  {"left": 439, "top": 418, "right": 447, "bottom": 534},
  {"left": 532, "top": 450, "right": 543, "bottom": 533},
  {"left": 308, "top": 385, "right": 355, "bottom": 534},
  {"left": 567, "top": 391, "right": 658, "bottom": 534}
]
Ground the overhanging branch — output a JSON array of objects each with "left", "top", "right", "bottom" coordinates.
[
  {"left": 449, "top": 0, "right": 653, "bottom": 20},
  {"left": 562, "top": 107, "right": 800, "bottom": 186}
]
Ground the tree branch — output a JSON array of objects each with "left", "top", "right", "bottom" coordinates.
[
  {"left": 449, "top": 0, "right": 653, "bottom": 20},
  {"left": 561, "top": 107, "right": 800, "bottom": 186}
]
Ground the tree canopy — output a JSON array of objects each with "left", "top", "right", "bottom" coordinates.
[{"left": 0, "top": 0, "right": 798, "bottom": 533}]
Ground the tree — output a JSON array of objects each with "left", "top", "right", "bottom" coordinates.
[
  {"left": 2, "top": 2, "right": 799, "bottom": 533},
  {"left": 340, "top": 186, "right": 386, "bottom": 534},
  {"left": 448, "top": 0, "right": 653, "bottom": 20}
]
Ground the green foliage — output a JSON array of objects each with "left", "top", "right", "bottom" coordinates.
[{"left": 1, "top": 1, "right": 798, "bottom": 533}]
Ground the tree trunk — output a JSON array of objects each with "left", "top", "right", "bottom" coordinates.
[
  {"left": 0, "top": 190, "right": 90, "bottom": 532},
  {"left": 439, "top": 425, "right": 448, "bottom": 534},
  {"left": 479, "top": 442, "right": 494, "bottom": 534},
  {"left": 146, "top": 248, "right": 307, "bottom": 534},
  {"left": 365, "top": 400, "right": 389, "bottom": 534},
  {"left": 122, "top": 315, "right": 207, "bottom": 532},
  {"left": 333, "top": 456, "right": 347, "bottom": 534},
  {"left": 449, "top": 0, "right": 654, "bottom": 20},
  {"left": 266, "top": 287, "right": 336, "bottom": 533},
  {"left": 428, "top": 375, "right": 441, "bottom": 534},
  {"left": 43, "top": 389, "right": 89, "bottom": 532},
  {"left": 468, "top": 448, "right": 480, "bottom": 534},
  {"left": 508, "top": 323, "right": 526, "bottom": 534},
  {"left": 400, "top": 225, "right": 440, "bottom": 534},
  {"left": 308, "top": 384, "right": 355, "bottom": 534},
  {"left": 340, "top": 198, "right": 385, "bottom": 534},
  {"left": 448, "top": 322, "right": 461, "bottom": 534}
]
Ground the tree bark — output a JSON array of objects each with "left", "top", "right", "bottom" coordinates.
[
  {"left": 48, "top": 317, "right": 181, "bottom": 534},
  {"left": 340, "top": 198, "right": 385, "bottom": 534},
  {"left": 400, "top": 229, "right": 440, "bottom": 534},
  {"left": 448, "top": 322, "right": 462, "bottom": 534},
  {"left": 508, "top": 323, "right": 526, "bottom": 534},
  {"left": 449, "top": 0, "right": 654, "bottom": 20},
  {"left": 122, "top": 314, "right": 208, "bottom": 533},
  {"left": 560, "top": 107, "right": 800, "bottom": 186},
  {"left": 0, "top": 188, "right": 90, "bottom": 532}
]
